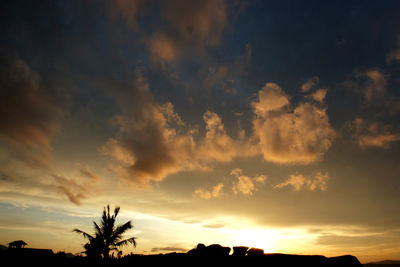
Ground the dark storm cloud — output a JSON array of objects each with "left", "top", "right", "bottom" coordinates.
[{"left": 0, "top": 52, "right": 63, "bottom": 167}]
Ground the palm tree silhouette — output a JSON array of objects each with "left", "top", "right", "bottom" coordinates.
[{"left": 74, "top": 204, "right": 137, "bottom": 260}]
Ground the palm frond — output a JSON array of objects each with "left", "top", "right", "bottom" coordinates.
[
  {"left": 93, "top": 221, "right": 103, "bottom": 237},
  {"left": 73, "top": 228, "right": 94, "bottom": 240},
  {"left": 114, "top": 237, "right": 136, "bottom": 247},
  {"left": 111, "top": 221, "right": 132, "bottom": 242},
  {"left": 74, "top": 204, "right": 137, "bottom": 259},
  {"left": 113, "top": 206, "right": 120, "bottom": 219}
]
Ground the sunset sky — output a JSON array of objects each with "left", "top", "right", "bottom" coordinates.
[{"left": 1, "top": 0, "right": 400, "bottom": 263}]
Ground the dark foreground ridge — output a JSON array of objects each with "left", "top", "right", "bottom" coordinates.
[{"left": 1, "top": 243, "right": 362, "bottom": 267}]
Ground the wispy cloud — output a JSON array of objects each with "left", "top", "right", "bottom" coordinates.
[
  {"left": 344, "top": 68, "right": 387, "bottom": 104},
  {"left": 53, "top": 166, "right": 100, "bottom": 205},
  {"left": 349, "top": 117, "right": 400, "bottom": 149},
  {"left": 274, "top": 171, "right": 329, "bottom": 191},
  {"left": 151, "top": 246, "right": 188, "bottom": 253}
]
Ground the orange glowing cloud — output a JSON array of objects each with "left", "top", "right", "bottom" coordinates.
[
  {"left": 231, "top": 168, "right": 267, "bottom": 196},
  {"left": 274, "top": 171, "right": 330, "bottom": 191},
  {"left": 344, "top": 68, "right": 387, "bottom": 103},
  {"left": 0, "top": 53, "right": 63, "bottom": 168},
  {"left": 147, "top": 33, "right": 178, "bottom": 62},
  {"left": 163, "top": 0, "right": 228, "bottom": 46},
  {"left": 53, "top": 165, "right": 100, "bottom": 205},
  {"left": 193, "top": 183, "right": 224, "bottom": 200},
  {"left": 102, "top": 76, "right": 337, "bottom": 186},
  {"left": 301, "top": 76, "right": 320, "bottom": 92},
  {"left": 349, "top": 117, "right": 400, "bottom": 149},
  {"left": 252, "top": 83, "right": 335, "bottom": 165}
]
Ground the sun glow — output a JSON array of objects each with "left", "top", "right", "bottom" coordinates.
[{"left": 231, "top": 229, "right": 278, "bottom": 253}]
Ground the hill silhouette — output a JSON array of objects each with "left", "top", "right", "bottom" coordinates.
[
  {"left": 364, "top": 260, "right": 400, "bottom": 267},
  {"left": 1, "top": 242, "right": 363, "bottom": 267}
]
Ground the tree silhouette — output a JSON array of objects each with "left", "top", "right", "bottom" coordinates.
[{"left": 74, "top": 204, "right": 137, "bottom": 260}]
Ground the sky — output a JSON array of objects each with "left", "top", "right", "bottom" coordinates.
[{"left": 0, "top": 0, "right": 400, "bottom": 263}]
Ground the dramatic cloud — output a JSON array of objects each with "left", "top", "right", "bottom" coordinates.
[
  {"left": 100, "top": 73, "right": 195, "bottom": 186},
  {"left": 0, "top": 53, "right": 62, "bottom": 167},
  {"left": 193, "top": 183, "right": 224, "bottom": 200},
  {"left": 101, "top": 73, "right": 256, "bottom": 186},
  {"left": 252, "top": 83, "right": 336, "bottom": 165},
  {"left": 301, "top": 76, "right": 320, "bottom": 92},
  {"left": 103, "top": 77, "right": 336, "bottom": 186},
  {"left": 274, "top": 171, "right": 329, "bottom": 191},
  {"left": 231, "top": 168, "right": 267, "bottom": 196}
]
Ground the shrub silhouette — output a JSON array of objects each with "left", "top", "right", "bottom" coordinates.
[
  {"left": 74, "top": 204, "right": 136, "bottom": 260},
  {"left": 8, "top": 240, "right": 27, "bottom": 249}
]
